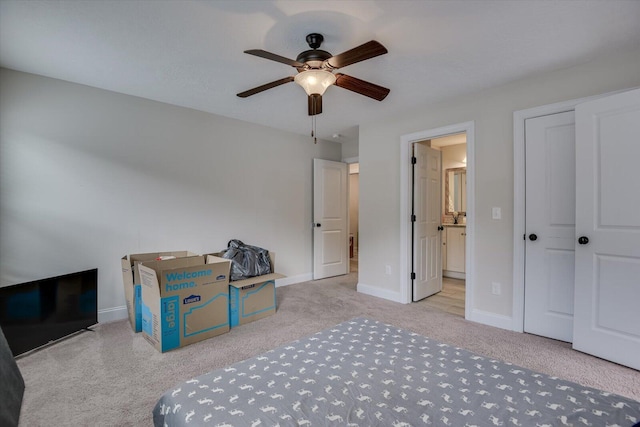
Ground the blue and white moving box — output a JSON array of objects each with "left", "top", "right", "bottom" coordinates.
[
  {"left": 120, "top": 251, "right": 197, "bottom": 332},
  {"left": 138, "top": 255, "right": 231, "bottom": 352},
  {"left": 225, "top": 252, "right": 285, "bottom": 327}
]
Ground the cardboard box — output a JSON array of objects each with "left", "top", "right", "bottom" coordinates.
[
  {"left": 138, "top": 255, "right": 231, "bottom": 352},
  {"left": 121, "top": 251, "right": 197, "bottom": 332},
  {"left": 217, "top": 252, "right": 285, "bottom": 327}
]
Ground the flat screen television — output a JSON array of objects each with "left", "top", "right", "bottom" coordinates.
[{"left": 0, "top": 268, "right": 97, "bottom": 357}]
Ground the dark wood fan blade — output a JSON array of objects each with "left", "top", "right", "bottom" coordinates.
[
  {"left": 334, "top": 73, "right": 390, "bottom": 101},
  {"left": 237, "top": 76, "right": 295, "bottom": 98},
  {"left": 308, "top": 94, "right": 322, "bottom": 116},
  {"left": 244, "top": 49, "right": 305, "bottom": 68},
  {"left": 326, "top": 41, "right": 388, "bottom": 69}
]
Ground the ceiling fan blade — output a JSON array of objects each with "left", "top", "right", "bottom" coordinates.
[
  {"left": 334, "top": 73, "right": 390, "bottom": 101},
  {"left": 308, "top": 94, "right": 323, "bottom": 116},
  {"left": 236, "top": 76, "right": 295, "bottom": 98},
  {"left": 244, "top": 49, "right": 305, "bottom": 68},
  {"left": 326, "top": 41, "right": 388, "bottom": 69}
]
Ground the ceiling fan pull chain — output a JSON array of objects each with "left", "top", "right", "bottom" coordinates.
[{"left": 312, "top": 115, "right": 317, "bottom": 144}]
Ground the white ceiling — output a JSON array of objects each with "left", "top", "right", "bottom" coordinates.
[{"left": 2, "top": 1, "right": 640, "bottom": 144}]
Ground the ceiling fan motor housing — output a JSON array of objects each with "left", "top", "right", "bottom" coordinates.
[
  {"left": 296, "top": 49, "right": 332, "bottom": 68},
  {"left": 297, "top": 33, "right": 332, "bottom": 68},
  {"left": 306, "top": 33, "right": 324, "bottom": 49}
]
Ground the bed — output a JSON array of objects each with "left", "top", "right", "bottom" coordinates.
[{"left": 153, "top": 318, "right": 640, "bottom": 426}]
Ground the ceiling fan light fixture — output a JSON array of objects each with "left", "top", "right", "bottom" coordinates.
[{"left": 294, "top": 70, "right": 336, "bottom": 96}]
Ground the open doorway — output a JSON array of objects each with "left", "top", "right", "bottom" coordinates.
[
  {"left": 348, "top": 163, "right": 359, "bottom": 274},
  {"left": 399, "top": 121, "right": 475, "bottom": 321},
  {"left": 427, "top": 134, "right": 467, "bottom": 317}
]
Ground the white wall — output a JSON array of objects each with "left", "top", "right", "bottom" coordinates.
[
  {"left": 341, "top": 136, "right": 359, "bottom": 160},
  {"left": 358, "top": 47, "right": 640, "bottom": 320},
  {"left": 441, "top": 143, "right": 467, "bottom": 173},
  {"left": 0, "top": 69, "right": 342, "bottom": 321}
]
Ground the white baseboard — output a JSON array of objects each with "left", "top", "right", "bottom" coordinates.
[
  {"left": 275, "top": 273, "right": 312, "bottom": 287},
  {"left": 357, "top": 282, "right": 404, "bottom": 303},
  {"left": 98, "top": 305, "right": 128, "bottom": 323},
  {"left": 467, "top": 308, "right": 513, "bottom": 331},
  {"left": 443, "top": 270, "right": 466, "bottom": 280}
]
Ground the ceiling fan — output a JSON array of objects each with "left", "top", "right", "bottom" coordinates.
[{"left": 237, "top": 33, "right": 390, "bottom": 116}]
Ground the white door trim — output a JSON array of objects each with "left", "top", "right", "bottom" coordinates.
[
  {"left": 512, "top": 88, "right": 635, "bottom": 333},
  {"left": 400, "top": 121, "right": 475, "bottom": 318}
]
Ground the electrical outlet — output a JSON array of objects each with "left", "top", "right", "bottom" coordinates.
[
  {"left": 385, "top": 265, "right": 392, "bottom": 275},
  {"left": 492, "top": 282, "right": 501, "bottom": 295}
]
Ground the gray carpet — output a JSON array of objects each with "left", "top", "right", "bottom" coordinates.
[{"left": 16, "top": 272, "right": 640, "bottom": 426}]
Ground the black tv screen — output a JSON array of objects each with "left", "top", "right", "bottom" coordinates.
[{"left": 0, "top": 269, "right": 97, "bottom": 357}]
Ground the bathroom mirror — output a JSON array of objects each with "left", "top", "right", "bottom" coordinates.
[{"left": 445, "top": 167, "right": 466, "bottom": 215}]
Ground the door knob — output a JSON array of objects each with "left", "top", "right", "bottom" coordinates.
[
  {"left": 529, "top": 234, "right": 538, "bottom": 241},
  {"left": 315, "top": 223, "right": 322, "bottom": 228},
  {"left": 438, "top": 226, "right": 444, "bottom": 231},
  {"left": 578, "top": 236, "right": 589, "bottom": 245}
]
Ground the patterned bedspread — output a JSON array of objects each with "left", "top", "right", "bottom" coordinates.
[{"left": 153, "top": 318, "right": 640, "bottom": 426}]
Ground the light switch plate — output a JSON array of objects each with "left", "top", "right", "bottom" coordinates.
[{"left": 492, "top": 207, "right": 502, "bottom": 220}]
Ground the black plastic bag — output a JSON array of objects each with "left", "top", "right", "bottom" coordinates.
[{"left": 221, "top": 239, "right": 272, "bottom": 281}]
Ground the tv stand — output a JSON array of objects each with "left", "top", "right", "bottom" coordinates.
[{"left": 14, "top": 325, "right": 96, "bottom": 359}]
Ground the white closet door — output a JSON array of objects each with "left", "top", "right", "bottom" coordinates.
[
  {"left": 573, "top": 88, "right": 640, "bottom": 370},
  {"left": 524, "top": 111, "right": 576, "bottom": 342}
]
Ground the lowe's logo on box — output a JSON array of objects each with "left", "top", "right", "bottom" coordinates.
[
  {"left": 183, "top": 294, "right": 201, "bottom": 304},
  {"left": 165, "top": 269, "right": 212, "bottom": 292},
  {"left": 216, "top": 274, "right": 226, "bottom": 280}
]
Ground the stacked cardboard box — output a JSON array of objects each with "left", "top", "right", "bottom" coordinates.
[
  {"left": 138, "top": 255, "right": 231, "bottom": 352},
  {"left": 120, "top": 251, "right": 197, "bottom": 332},
  {"left": 213, "top": 252, "right": 285, "bottom": 327}
]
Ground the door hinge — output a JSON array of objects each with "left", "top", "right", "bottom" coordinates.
[
  {"left": 411, "top": 214, "right": 416, "bottom": 222},
  {"left": 523, "top": 233, "right": 526, "bottom": 240},
  {"left": 411, "top": 156, "right": 417, "bottom": 164},
  {"left": 410, "top": 272, "right": 416, "bottom": 280}
]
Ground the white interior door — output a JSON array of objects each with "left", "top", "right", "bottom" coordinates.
[
  {"left": 313, "top": 159, "right": 348, "bottom": 280},
  {"left": 573, "top": 88, "right": 640, "bottom": 370},
  {"left": 524, "top": 111, "right": 576, "bottom": 342},
  {"left": 412, "top": 143, "right": 442, "bottom": 301}
]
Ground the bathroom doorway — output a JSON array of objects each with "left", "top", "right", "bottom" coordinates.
[
  {"left": 424, "top": 134, "right": 467, "bottom": 317},
  {"left": 399, "top": 121, "right": 474, "bottom": 320},
  {"left": 348, "top": 163, "right": 359, "bottom": 274}
]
